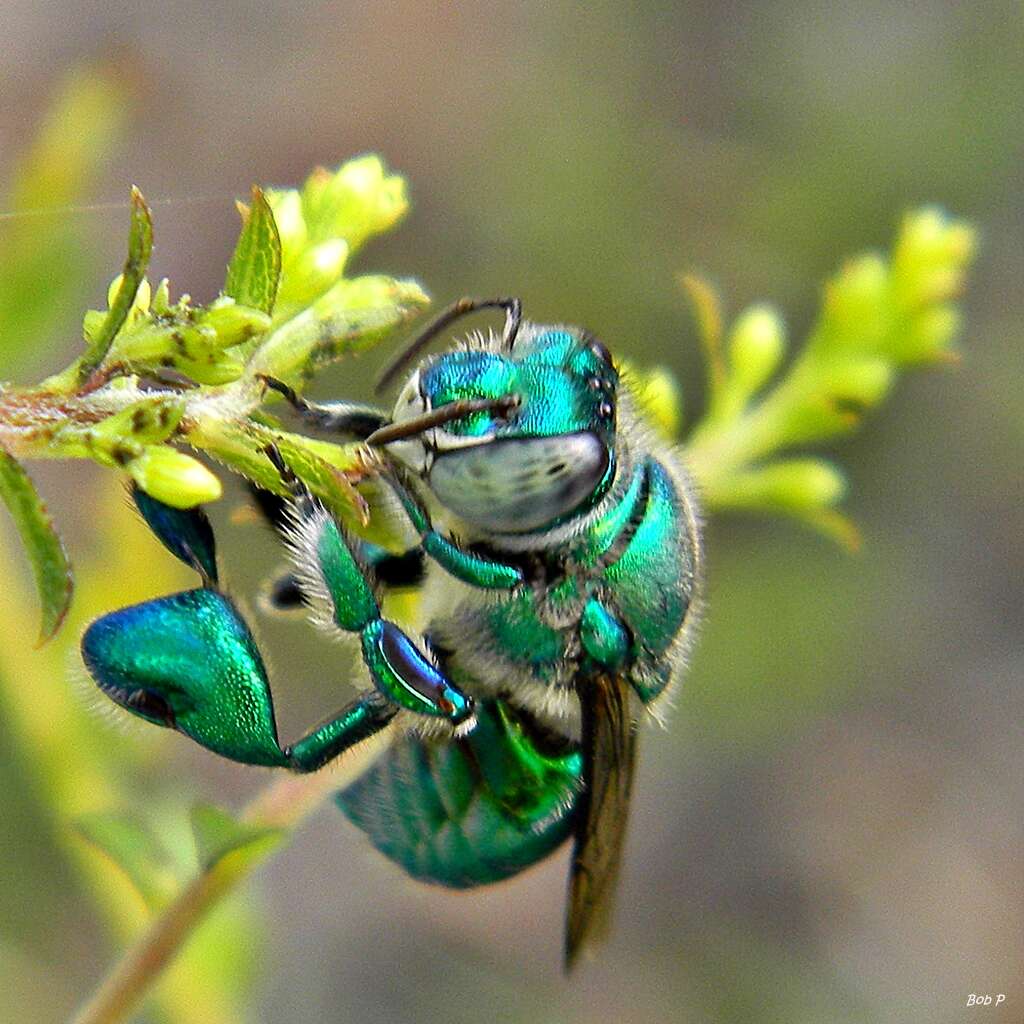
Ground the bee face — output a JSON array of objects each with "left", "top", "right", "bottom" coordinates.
[{"left": 384, "top": 324, "right": 619, "bottom": 533}]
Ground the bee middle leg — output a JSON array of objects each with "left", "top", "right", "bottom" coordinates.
[{"left": 265, "top": 445, "right": 475, "bottom": 731}]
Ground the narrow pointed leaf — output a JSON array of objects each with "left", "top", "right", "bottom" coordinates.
[
  {"left": 78, "top": 186, "right": 153, "bottom": 382},
  {"left": 190, "top": 802, "right": 284, "bottom": 872},
  {"left": 74, "top": 812, "right": 179, "bottom": 911},
  {"left": 225, "top": 185, "right": 282, "bottom": 315},
  {"left": 678, "top": 271, "right": 725, "bottom": 395},
  {"left": 0, "top": 445, "right": 72, "bottom": 642}
]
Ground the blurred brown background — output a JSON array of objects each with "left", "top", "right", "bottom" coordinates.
[{"left": 1, "top": 2, "right": 1021, "bottom": 1022}]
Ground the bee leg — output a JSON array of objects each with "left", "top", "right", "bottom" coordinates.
[
  {"left": 259, "top": 375, "right": 388, "bottom": 440},
  {"left": 250, "top": 479, "right": 424, "bottom": 592},
  {"left": 266, "top": 446, "right": 476, "bottom": 731},
  {"left": 131, "top": 484, "right": 218, "bottom": 585},
  {"left": 87, "top": 474, "right": 409, "bottom": 771},
  {"left": 261, "top": 542, "right": 425, "bottom": 615},
  {"left": 283, "top": 689, "right": 397, "bottom": 772},
  {"left": 384, "top": 472, "right": 524, "bottom": 591},
  {"left": 81, "top": 586, "right": 398, "bottom": 771},
  {"left": 249, "top": 482, "right": 425, "bottom": 615}
]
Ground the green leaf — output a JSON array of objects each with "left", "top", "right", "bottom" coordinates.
[
  {"left": 0, "top": 445, "right": 72, "bottom": 643},
  {"left": 190, "top": 803, "right": 284, "bottom": 872},
  {"left": 271, "top": 434, "right": 370, "bottom": 525},
  {"left": 77, "top": 187, "right": 153, "bottom": 383},
  {"left": 225, "top": 185, "right": 282, "bottom": 315},
  {"left": 74, "top": 811, "right": 179, "bottom": 911}
]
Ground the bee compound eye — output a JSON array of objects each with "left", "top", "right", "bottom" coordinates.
[{"left": 587, "top": 337, "right": 613, "bottom": 365}]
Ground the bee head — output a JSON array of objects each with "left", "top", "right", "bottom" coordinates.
[{"left": 380, "top": 324, "right": 618, "bottom": 534}]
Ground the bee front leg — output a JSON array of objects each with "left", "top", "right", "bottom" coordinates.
[
  {"left": 384, "top": 472, "right": 524, "bottom": 591},
  {"left": 259, "top": 375, "right": 389, "bottom": 440},
  {"left": 247, "top": 483, "right": 425, "bottom": 615}
]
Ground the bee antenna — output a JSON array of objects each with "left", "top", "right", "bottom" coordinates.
[
  {"left": 365, "top": 394, "right": 521, "bottom": 446},
  {"left": 374, "top": 296, "right": 523, "bottom": 395}
]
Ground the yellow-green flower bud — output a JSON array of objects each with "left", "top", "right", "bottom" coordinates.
[
  {"left": 301, "top": 156, "right": 409, "bottom": 253},
  {"left": 822, "top": 254, "right": 887, "bottom": 346},
  {"left": 723, "top": 459, "right": 847, "bottom": 513},
  {"left": 727, "top": 304, "right": 786, "bottom": 398},
  {"left": 200, "top": 298, "right": 272, "bottom": 348},
  {"left": 128, "top": 447, "right": 222, "bottom": 508},
  {"left": 276, "top": 239, "right": 351, "bottom": 314},
  {"left": 900, "top": 207, "right": 947, "bottom": 251},
  {"left": 307, "top": 239, "right": 349, "bottom": 278},
  {"left": 267, "top": 189, "right": 307, "bottom": 258},
  {"left": 906, "top": 306, "right": 960, "bottom": 364},
  {"left": 106, "top": 273, "right": 151, "bottom": 314},
  {"left": 175, "top": 352, "right": 246, "bottom": 386},
  {"left": 939, "top": 222, "right": 976, "bottom": 265},
  {"left": 893, "top": 209, "right": 975, "bottom": 310},
  {"left": 826, "top": 358, "right": 894, "bottom": 409}
]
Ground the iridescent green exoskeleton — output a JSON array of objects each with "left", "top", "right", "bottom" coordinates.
[{"left": 81, "top": 298, "right": 702, "bottom": 969}]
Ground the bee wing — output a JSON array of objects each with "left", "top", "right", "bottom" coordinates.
[{"left": 564, "top": 670, "right": 638, "bottom": 971}]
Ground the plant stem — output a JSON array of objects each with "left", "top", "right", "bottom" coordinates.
[{"left": 69, "top": 740, "right": 385, "bottom": 1024}]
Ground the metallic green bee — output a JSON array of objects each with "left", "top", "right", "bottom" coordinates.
[{"left": 81, "top": 298, "right": 702, "bottom": 968}]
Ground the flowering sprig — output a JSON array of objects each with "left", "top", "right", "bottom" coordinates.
[{"left": 0, "top": 156, "right": 427, "bottom": 641}]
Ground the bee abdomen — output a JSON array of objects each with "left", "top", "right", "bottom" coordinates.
[{"left": 336, "top": 700, "right": 582, "bottom": 887}]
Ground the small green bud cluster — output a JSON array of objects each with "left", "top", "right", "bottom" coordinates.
[
  {"left": 82, "top": 278, "right": 271, "bottom": 385},
  {"left": 23, "top": 157, "right": 428, "bottom": 516},
  {"left": 250, "top": 159, "right": 427, "bottom": 385},
  {"left": 49, "top": 393, "right": 221, "bottom": 507},
  {"left": 679, "top": 208, "right": 975, "bottom": 546},
  {"left": 269, "top": 155, "right": 409, "bottom": 319}
]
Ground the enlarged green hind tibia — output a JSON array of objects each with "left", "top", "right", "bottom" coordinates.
[
  {"left": 81, "top": 588, "right": 288, "bottom": 767},
  {"left": 336, "top": 700, "right": 583, "bottom": 886}
]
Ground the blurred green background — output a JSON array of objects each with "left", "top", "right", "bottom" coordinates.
[{"left": 1, "top": 3, "right": 1021, "bottom": 1022}]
